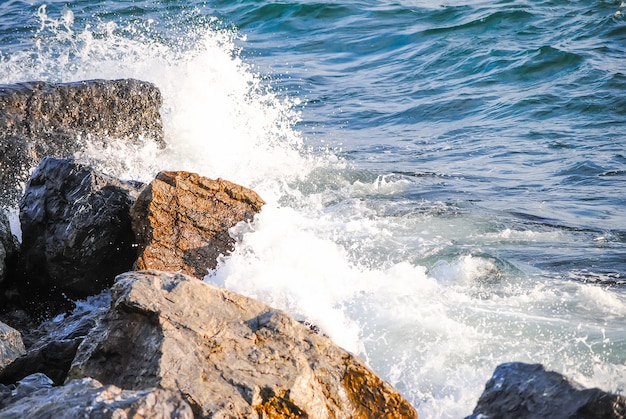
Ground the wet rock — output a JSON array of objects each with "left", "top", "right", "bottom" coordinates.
[
  {"left": 0, "top": 373, "right": 53, "bottom": 409},
  {"left": 68, "top": 270, "right": 417, "bottom": 418},
  {"left": 18, "top": 157, "right": 144, "bottom": 303},
  {"left": 0, "top": 321, "right": 25, "bottom": 372},
  {"left": 0, "top": 339, "right": 81, "bottom": 386},
  {"left": 0, "top": 78, "right": 164, "bottom": 206},
  {"left": 0, "top": 376, "right": 193, "bottom": 419},
  {"left": 131, "top": 171, "right": 264, "bottom": 278},
  {"left": 468, "top": 362, "right": 626, "bottom": 419},
  {"left": 0, "top": 211, "right": 18, "bottom": 286},
  {"left": 0, "top": 291, "right": 109, "bottom": 386}
]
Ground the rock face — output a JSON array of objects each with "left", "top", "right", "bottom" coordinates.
[
  {"left": 0, "top": 321, "right": 25, "bottom": 371},
  {"left": 0, "top": 375, "right": 193, "bottom": 419},
  {"left": 0, "top": 211, "right": 17, "bottom": 286},
  {"left": 131, "top": 171, "right": 265, "bottom": 278},
  {"left": 18, "top": 157, "right": 144, "bottom": 301},
  {"left": 468, "top": 362, "right": 626, "bottom": 419},
  {"left": 68, "top": 270, "right": 417, "bottom": 418},
  {"left": 0, "top": 78, "right": 164, "bottom": 205}
]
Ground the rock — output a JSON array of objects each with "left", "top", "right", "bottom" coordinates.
[
  {"left": 0, "top": 78, "right": 164, "bottom": 206},
  {"left": 18, "top": 157, "right": 144, "bottom": 303},
  {"left": 68, "top": 270, "right": 417, "bottom": 418},
  {"left": 0, "top": 339, "right": 80, "bottom": 386},
  {"left": 0, "top": 376, "right": 193, "bottom": 418},
  {"left": 468, "top": 362, "right": 626, "bottom": 419},
  {"left": 0, "top": 291, "right": 109, "bottom": 386},
  {"left": 0, "top": 211, "right": 22, "bottom": 320},
  {"left": 0, "top": 321, "right": 25, "bottom": 372},
  {"left": 0, "top": 211, "right": 17, "bottom": 286},
  {"left": 131, "top": 171, "right": 265, "bottom": 278},
  {"left": 0, "top": 373, "right": 53, "bottom": 408}
]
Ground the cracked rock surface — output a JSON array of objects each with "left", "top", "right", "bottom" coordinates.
[{"left": 68, "top": 270, "right": 417, "bottom": 418}]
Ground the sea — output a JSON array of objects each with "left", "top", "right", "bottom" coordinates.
[{"left": 1, "top": 0, "right": 625, "bottom": 417}]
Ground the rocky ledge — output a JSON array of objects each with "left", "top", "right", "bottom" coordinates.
[{"left": 0, "top": 79, "right": 624, "bottom": 418}]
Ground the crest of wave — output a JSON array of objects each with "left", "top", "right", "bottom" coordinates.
[{"left": 0, "top": 5, "right": 325, "bottom": 194}]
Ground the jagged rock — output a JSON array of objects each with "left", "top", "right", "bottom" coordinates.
[
  {"left": 0, "top": 376, "right": 193, "bottom": 418},
  {"left": 0, "top": 211, "right": 17, "bottom": 286},
  {"left": 0, "top": 339, "right": 80, "bottom": 386},
  {"left": 131, "top": 171, "right": 265, "bottom": 278},
  {"left": 18, "top": 157, "right": 144, "bottom": 302},
  {"left": 68, "top": 270, "right": 417, "bottom": 418},
  {"left": 0, "top": 292, "right": 109, "bottom": 386},
  {"left": 467, "top": 362, "right": 626, "bottom": 419},
  {"left": 0, "top": 321, "right": 25, "bottom": 372},
  {"left": 0, "top": 78, "right": 164, "bottom": 206},
  {"left": 0, "top": 373, "right": 53, "bottom": 409}
]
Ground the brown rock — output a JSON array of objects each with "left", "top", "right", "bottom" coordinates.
[
  {"left": 0, "top": 79, "right": 164, "bottom": 206},
  {"left": 68, "top": 270, "right": 417, "bottom": 419},
  {"left": 0, "top": 376, "right": 193, "bottom": 419},
  {"left": 131, "top": 171, "right": 265, "bottom": 278}
]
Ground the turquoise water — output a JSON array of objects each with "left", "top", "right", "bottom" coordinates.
[{"left": 1, "top": 1, "right": 625, "bottom": 416}]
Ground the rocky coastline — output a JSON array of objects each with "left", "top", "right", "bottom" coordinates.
[{"left": 0, "top": 79, "right": 623, "bottom": 418}]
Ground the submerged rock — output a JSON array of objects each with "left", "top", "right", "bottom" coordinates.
[
  {"left": 0, "top": 78, "right": 164, "bottom": 205},
  {"left": 131, "top": 171, "right": 264, "bottom": 278},
  {"left": 468, "top": 362, "right": 626, "bottom": 418},
  {"left": 68, "top": 270, "right": 417, "bottom": 418},
  {"left": 0, "top": 376, "right": 193, "bottom": 418},
  {"left": 18, "top": 157, "right": 143, "bottom": 302},
  {"left": 0, "top": 321, "right": 25, "bottom": 372}
]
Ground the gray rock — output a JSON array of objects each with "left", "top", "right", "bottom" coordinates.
[
  {"left": 0, "top": 376, "right": 193, "bottom": 418},
  {"left": 0, "top": 321, "right": 25, "bottom": 372},
  {"left": 0, "top": 291, "right": 109, "bottom": 386},
  {"left": 0, "top": 373, "right": 53, "bottom": 410},
  {"left": 0, "top": 78, "right": 164, "bottom": 206},
  {"left": 0, "top": 211, "right": 18, "bottom": 286},
  {"left": 18, "top": 157, "right": 144, "bottom": 301},
  {"left": 468, "top": 362, "right": 626, "bottom": 419},
  {"left": 68, "top": 270, "right": 417, "bottom": 418}
]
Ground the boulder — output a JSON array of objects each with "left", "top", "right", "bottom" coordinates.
[
  {"left": 467, "top": 362, "right": 626, "bottom": 418},
  {"left": 131, "top": 171, "right": 265, "bottom": 278},
  {"left": 68, "top": 270, "right": 417, "bottom": 418},
  {"left": 0, "top": 78, "right": 164, "bottom": 206},
  {"left": 0, "top": 321, "right": 25, "bottom": 372},
  {"left": 0, "top": 376, "right": 193, "bottom": 418},
  {"left": 18, "top": 157, "right": 144, "bottom": 302},
  {"left": 0, "top": 211, "right": 18, "bottom": 286}
]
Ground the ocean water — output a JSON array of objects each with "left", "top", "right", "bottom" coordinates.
[{"left": 1, "top": 0, "right": 625, "bottom": 416}]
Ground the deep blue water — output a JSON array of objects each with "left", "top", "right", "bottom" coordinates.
[{"left": 1, "top": 0, "right": 625, "bottom": 416}]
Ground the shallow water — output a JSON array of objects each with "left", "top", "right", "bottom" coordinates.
[{"left": 1, "top": 1, "right": 625, "bottom": 416}]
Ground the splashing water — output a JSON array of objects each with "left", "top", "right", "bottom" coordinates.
[{"left": 2, "top": 4, "right": 626, "bottom": 418}]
